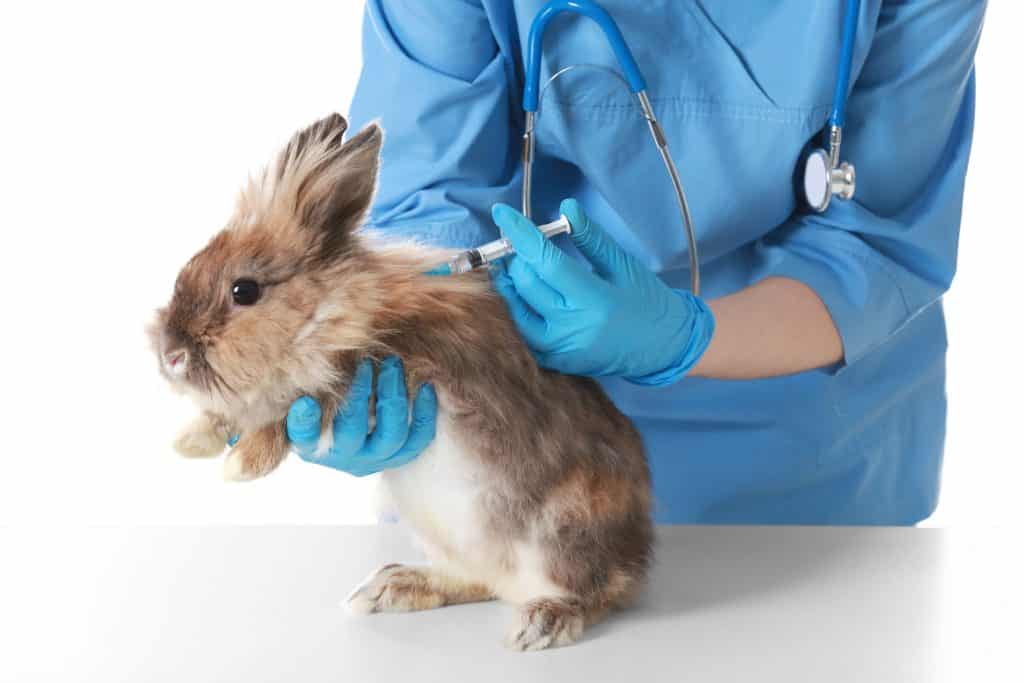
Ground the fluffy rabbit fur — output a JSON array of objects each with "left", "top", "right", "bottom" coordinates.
[{"left": 149, "top": 114, "right": 653, "bottom": 650}]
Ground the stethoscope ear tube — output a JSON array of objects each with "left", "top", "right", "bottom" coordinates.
[{"left": 523, "top": 0, "right": 646, "bottom": 113}]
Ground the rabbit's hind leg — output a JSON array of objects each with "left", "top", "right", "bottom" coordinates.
[
  {"left": 504, "top": 470, "right": 653, "bottom": 651},
  {"left": 505, "top": 597, "right": 586, "bottom": 651},
  {"left": 346, "top": 564, "right": 494, "bottom": 615},
  {"left": 504, "top": 565, "right": 644, "bottom": 651}
]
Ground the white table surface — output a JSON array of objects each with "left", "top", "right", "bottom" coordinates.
[{"left": 1, "top": 525, "right": 1018, "bottom": 682}]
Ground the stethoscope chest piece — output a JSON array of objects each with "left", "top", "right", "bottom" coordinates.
[{"left": 802, "top": 147, "right": 856, "bottom": 213}]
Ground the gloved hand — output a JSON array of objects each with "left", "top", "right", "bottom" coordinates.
[
  {"left": 285, "top": 356, "right": 437, "bottom": 476},
  {"left": 490, "top": 199, "right": 714, "bottom": 386}
]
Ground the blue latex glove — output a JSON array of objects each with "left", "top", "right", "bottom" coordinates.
[
  {"left": 490, "top": 199, "right": 714, "bottom": 386},
  {"left": 285, "top": 356, "right": 437, "bottom": 476}
]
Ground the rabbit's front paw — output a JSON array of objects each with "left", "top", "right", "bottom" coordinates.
[
  {"left": 222, "top": 447, "right": 259, "bottom": 482},
  {"left": 346, "top": 564, "right": 446, "bottom": 615},
  {"left": 222, "top": 422, "right": 287, "bottom": 482},
  {"left": 173, "top": 413, "right": 229, "bottom": 458},
  {"left": 506, "top": 598, "right": 585, "bottom": 652}
]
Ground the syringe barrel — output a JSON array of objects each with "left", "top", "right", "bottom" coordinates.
[
  {"left": 475, "top": 238, "right": 512, "bottom": 263},
  {"left": 481, "top": 216, "right": 572, "bottom": 264},
  {"left": 447, "top": 214, "right": 573, "bottom": 273}
]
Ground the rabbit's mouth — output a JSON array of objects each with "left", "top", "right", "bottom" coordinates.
[
  {"left": 158, "top": 336, "right": 198, "bottom": 385},
  {"left": 157, "top": 339, "right": 233, "bottom": 401}
]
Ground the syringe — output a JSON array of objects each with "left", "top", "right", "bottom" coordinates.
[{"left": 443, "top": 215, "right": 573, "bottom": 275}]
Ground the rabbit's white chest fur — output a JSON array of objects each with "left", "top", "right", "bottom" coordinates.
[{"left": 379, "top": 409, "right": 565, "bottom": 604}]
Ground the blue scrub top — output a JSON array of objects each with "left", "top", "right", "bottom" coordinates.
[{"left": 349, "top": 0, "right": 987, "bottom": 524}]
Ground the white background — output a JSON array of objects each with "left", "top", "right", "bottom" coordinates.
[{"left": 0, "top": 1, "right": 1019, "bottom": 529}]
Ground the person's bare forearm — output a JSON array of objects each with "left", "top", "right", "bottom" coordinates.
[{"left": 690, "top": 277, "right": 843, "bottom": 380}]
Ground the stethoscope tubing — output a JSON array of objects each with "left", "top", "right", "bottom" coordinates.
[
  {"left": 829, "top": 0, "right": 861, "bottom": 131},
  {"left": 520, "top": 0, "right": 861, "bottom": 293}
]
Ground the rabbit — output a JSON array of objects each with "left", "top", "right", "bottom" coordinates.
[{"left": 148, "top": 113, "right": 653, "bottom": 651}]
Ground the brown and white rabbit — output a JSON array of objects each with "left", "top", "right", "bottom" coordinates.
[{"left": 149, "top": 113, "right": 653, "bottom": 650}]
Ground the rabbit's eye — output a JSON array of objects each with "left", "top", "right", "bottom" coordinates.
[{"left": 231, "top": 279, "right": 261, "bottom": 306}]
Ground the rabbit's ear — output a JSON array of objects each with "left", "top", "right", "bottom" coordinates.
[{"left": 277, "top": 114, "right": 383, "bottom": 256}]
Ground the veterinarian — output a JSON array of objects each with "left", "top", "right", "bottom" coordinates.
[{"left": 286, "top": 0, "right": 986, "bottom": 524}]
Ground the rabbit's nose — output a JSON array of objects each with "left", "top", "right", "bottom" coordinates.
[{"left": 164, "top": 349, "right": 189, "bottom": 377}]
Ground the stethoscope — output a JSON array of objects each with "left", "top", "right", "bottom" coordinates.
[{"left": 518, "top": 0, "right": 862, "bottom": 296}]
